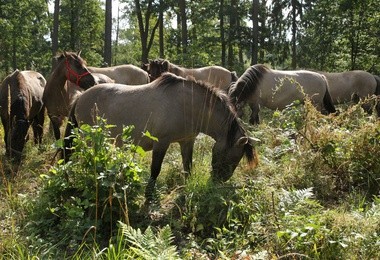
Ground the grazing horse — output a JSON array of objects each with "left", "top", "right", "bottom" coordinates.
[
  {"left": 322, "top": 71, "right": 380, "bottom": 115},
  {"left": 145, "top": 58, "right": 238, "bottom": 91},
  {"left": 228, "top": 64, "right": 336, "bottom": 124},
  {"left": 43, "top": 51, "right": 96, "bottom": 140},
  {"left": 0, "top": 70, "right": 46, "bottom": 164},
  {"left": 88, "top": 64, "right": 150, "bottom": 85},
  {"left": 63, "top": 73, "right": 258, "bottom": 201}
]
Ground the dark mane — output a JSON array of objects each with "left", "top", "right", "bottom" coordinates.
[
  {"left": 229, "top": 64, "right": 268, "bottom": 103},
  {"left": 156, "top": 72, "right": 236, "bottom": 116},
  {"left": 55, "top": 51, "right": 87, "bottom": 66}
]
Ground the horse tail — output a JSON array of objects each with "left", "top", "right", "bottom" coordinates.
[
  {"left": 228, "top": 64, "right": 267, "bottom": 104},
  {"left": 374, "top": 75, "right": 380, "bottom": 95},
  {"left": 9, "top": 96, "right": 29, "bottom": 164},
  {"left": 231, "top": 71, "right": 238, "bottom": 82},
  {"left": 61, "top": 94, "right": 80, "bottom": 162},
  {"left": 322, "top": 76, "right": 337, "bottom": 114},
  {"left": 373, "top": 75, "right": 380, "bottom": 116}
]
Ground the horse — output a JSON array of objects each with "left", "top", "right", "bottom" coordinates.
[
  {"left": 42, "top": 51, "right": 96, "bottom": 140},
  {"left": 228, "top": 64, "right": 337, "bottom": 124},
  {"left": 322, "top": 71, "right": 380, "bottom": 115},
  {"left": 145, "top": 58, "right": 238, "bottom": 91},
  {"left": 88, "top": 64, "right": 150, "bottom": 85},
  {"left": 0, "top": 70, "right": 46, "bottom": 164},
  {"left": 62, "top": 73, "right": 258, "bottom": 201}
]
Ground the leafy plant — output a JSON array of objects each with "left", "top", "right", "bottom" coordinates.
[{"left": 26, "top": 118, "right": 146, "bottom": 251}]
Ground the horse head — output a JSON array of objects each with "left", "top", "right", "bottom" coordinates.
[
  {"left": 148, "top": 58, "right": 170, "bottom": 80},
  {"left": 61, "top": 51, "right": 96, "bottom": 90},
  {"left": 211, "top": 121, "right": 258, "bottom": 182}
]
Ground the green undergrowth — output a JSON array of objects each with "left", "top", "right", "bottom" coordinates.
[{"left": 0, "top": 100, "right": 379, "bottom": 259}]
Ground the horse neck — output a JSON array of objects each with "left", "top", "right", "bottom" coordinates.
[
  {"left": 46, "top": 61, "right": 67, "bottom": 91},
  {"left": 188, "top": 89, "right": 232, "bottom": 142},
  {"left": 169, "top": 63, "right": 187, "bottom": 78}
]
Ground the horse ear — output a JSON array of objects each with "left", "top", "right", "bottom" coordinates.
[
  {"left": 63, "top": 51, "right": 68, "bottom": 57},
  {"left": 77, "top": 50, "right": 82, "bottom": 57},
  {"left": 235, "top": 136, "right": 260, "bottom": 146},
  {"left": 163, "top": 60, "right": 169, "bottom": 70}
]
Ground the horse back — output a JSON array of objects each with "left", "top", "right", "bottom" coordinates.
[
  {"left": 0, "top": 70, "right": 45, "bottom": 119},
  {"left": 88, "top": 65, "right": 149, "bottom": 85},
  {"left": 259, "top": 69, "right": 327, "bottom": 109},
  {"left": 74, "top": 80, "right": 204, "bottom": 150},
  {"left": 323, "top": 70, "right": 377, "bottom": 104}
]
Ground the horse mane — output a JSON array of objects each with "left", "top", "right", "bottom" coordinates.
[
  {"left": 156, "top": 72, "right": 236, "bottom": 116},
  {"left": 55, "top": 51, "right": 87, "bottom": 66},
  {"left": 229, "top": 64, "right": 268, "bottom": 103}
]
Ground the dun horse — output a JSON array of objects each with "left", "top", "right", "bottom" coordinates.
[
  {"left": 0, "top": 70, "right": 46, "bottom": 164},
  {"left": 63, "top": 73, "right": 257, "bottom": 201},
  {"left": 43, "top": 51, "right": 96, "bottom": 140},
  {"left": 322, "top": 71, "right": 380, "bottom": 115},
  {"left": 88, "top": 64, "right": 150, "bottom": 85},
  {"left": 145, "top": 58, "right": 238, "bottom": 91},
  {"left": 229, "top": 64, "right": 337, "bottom": 124}
]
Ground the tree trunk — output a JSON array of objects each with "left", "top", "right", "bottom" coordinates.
[
  {"left": 179, "top": 0, "right": 187, "bottom": 57},
  {"left": 291, "top": 0, "right": 297, "bottom": 69},
  {"left": 114, "top": 3, "right": 120, "bottom": 65},
  {"left": 159, "top": 0, "right": 164, "bottom": 58},
  {"left": 228, "top": 0, "right": 237, "bottom": 69},
  {"left": 51, "top": 0, "right": 60, "bottom": 68},
  {"left": 251, "top": 0, "right": 259, "bottom": 65},
  {"left": 104, "top": 0, "right": 112, "bottom": 66},
  {"left": 134, "top": 0, "right": 159, "bottom": 63},
  {"left": 220, "top": 0, "right": 226, "bottom": 66},
  {"left": 70, "top": 0, "right": 76, "bottom": 50}
]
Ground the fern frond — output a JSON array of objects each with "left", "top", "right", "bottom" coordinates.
[{"left": 120, "top": 222, "right": 180, "bottom": 260}]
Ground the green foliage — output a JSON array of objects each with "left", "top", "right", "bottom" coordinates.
[
  {"left": 118, "top": 223, "right": 180, "bottom": 259},
  {"left": 25, "top": 118, "right": 145, "bottom": 252}
]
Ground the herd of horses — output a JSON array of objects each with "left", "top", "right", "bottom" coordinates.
[{"left": 1, "top": 51, "right": 379, "bottom": 200}]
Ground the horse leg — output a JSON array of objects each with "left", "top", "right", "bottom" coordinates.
[
  {"left": 32, "top": 108, "right": 45, "bottom": 145},
  {"left": 249, "top": 103, "right": 260, "bottom": 125},
  {"left": 50, "top": 115, "right": 62, "bottom": 140},
  {"left": 9, "top": 97, "right": 29, "bottom": 164},
  {"left": 1, "top": 116, "right": 10, "bottom": 156},
  {"left": 62, "top": 101, "right": 79, "bottom": 162},
  {"left": 179, "top": 138, "right": 195, "bottom": 178},
  {"left": 145, "top": 142, "right": 170, "bottom": 202}
]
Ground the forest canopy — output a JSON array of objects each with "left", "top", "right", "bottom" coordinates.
[{"left": 0, "top": 0, "right": 378, "bottom": 78}]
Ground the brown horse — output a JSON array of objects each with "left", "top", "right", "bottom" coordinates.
[
  {"left": 63, "top": 73, "right": 257, "bottom": 201},
  {"left": 88, "top": 64, "right": 150, "bottom": 85},
  {"left": 0, "top": 70, "right": 46, "bottom": 164},
  {"left": 43, "top": 51, "right": 96, "bottom": 140},
  {"left": 322, "top": 71, "right": 380, "bottom": 114},
  {"left": 145, "top": 58, "right": 238, "bottom": 91},
  {"left": 229, "top": 64, "right": 336, "bottom": 124}
]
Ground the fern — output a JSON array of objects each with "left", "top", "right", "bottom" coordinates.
[
  {"left": 120, "top": 222, "right": 180, "bottom": 260},
  {"left": 279, "top": 187, "right": 315, "bottom": 211}
]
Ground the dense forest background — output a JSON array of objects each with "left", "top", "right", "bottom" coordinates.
[{"left": 0, "top": 0, "right": 379, "bottom": 79}]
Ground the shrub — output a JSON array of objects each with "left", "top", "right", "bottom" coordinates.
[{"left": 26, "top": 118, "right": 145, "bottom": 252}]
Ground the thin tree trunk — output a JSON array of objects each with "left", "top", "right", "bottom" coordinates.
[
  {"left": 104, "top": 0, "right": 112, "bottom": 66},
  {"left": 51, "top": 0, "right": 60, "bottom": 68},
  {"left": 291, "top": 0, "right": 297, "bottom": 69},
  {"left": 228, "top": 0, "right": 237, "bottom": 69},
  {"left": 114, "top": 3, "right": 120, "bottom": 65},
  {"left": 134, "top": 0, "right": 159, "bottom": 63},
  {"left": 159, "top": 0, "right": 164, "bottom": 58},
  {"left": 220, "top": 0, "right": 226, "bottom": 66},
  {"left": 179, "top": 0, "right": 187, "bottom": 57},
  {"left": 251, "top": 0, "right": 259, "bottom": 65}
]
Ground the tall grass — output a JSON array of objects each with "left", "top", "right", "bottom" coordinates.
[{"left": 0, "top": 100, "right": 379, "bottom": 259}]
